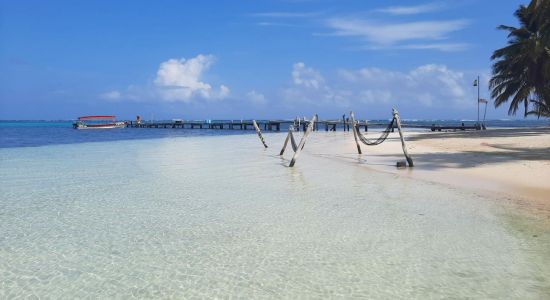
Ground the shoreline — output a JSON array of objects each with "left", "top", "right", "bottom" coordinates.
[{"left": 295, "top": 127, "right": 550, "bottom": 217}]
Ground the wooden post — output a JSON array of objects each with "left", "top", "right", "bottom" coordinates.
[
  {"left": 392, "top": 108, "right": 414, "bottom": 167},
  {"left": 349, "top": 111, "right": 362, "bottom": 154},
  {"left": 252, "top": 120, "right": 268, "bottom": 148},
  {"left": 289, "top": 114, "right": 316, "bottom": 167},
  {"left": 279, "top": 125, "right": 293, "bottom": 155}
]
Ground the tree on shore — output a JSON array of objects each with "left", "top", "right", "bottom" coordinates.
[{"left": 490, "top": 0, "right": 550, "bottom": 117}]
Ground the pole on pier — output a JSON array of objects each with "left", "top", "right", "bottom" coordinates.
[
  {"left": 477, "top": 75, "right": 480, "bottom": 126},
  {"left": 392, "top": 108, "right": 414, "bottom": 167},
  {"left": 289, "top": 114, "right": 316, "bottom": 167},
  {"left": 252, "top": 120, "right": 268, "bottom": 148},
  {"left": 349, "top": 111, "right": 362, "bottom": 154}
]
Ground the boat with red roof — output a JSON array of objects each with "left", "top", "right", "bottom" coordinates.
[{"left": 73, "top": 115, "right": 125, "bottom": 129}]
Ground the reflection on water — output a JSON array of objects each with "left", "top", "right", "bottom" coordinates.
[{"left": 1, "top": 134, "right": 549, "bottom": 298}]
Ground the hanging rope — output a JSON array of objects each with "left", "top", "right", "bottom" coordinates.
[{"left": 356, "top": 118, "right": 395, "bottom": 146}]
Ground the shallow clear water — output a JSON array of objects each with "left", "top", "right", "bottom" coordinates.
[
  {"left": 1, "top": 133, "right": 549, "bottom": 298},
  {"left": 2, "top": 119, "right": 548, "bottom": 149}
]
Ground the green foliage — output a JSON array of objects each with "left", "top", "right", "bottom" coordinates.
[
  {"left": 490, "top": 0, "right": 550, "bottom": 117},
  {"left": 526, "top": 99, "right": 550, "bottom": 118}
]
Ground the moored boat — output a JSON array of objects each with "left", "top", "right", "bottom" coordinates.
[{"left": 73, "top": 115, "right": 125, "bottom": 129}]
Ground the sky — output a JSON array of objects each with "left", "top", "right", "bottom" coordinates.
[{"left": 0, "top": 0, "right": 533, "bottom": 120}]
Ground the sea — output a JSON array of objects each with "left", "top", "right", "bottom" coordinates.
[
  {"left": 1, "top": 119, "right": 548, "bottom": 148},
  {"left": 1, "top": 120, "right": 549, "bottom": 298}
]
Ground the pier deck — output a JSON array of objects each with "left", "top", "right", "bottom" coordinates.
[{"left": 125, "top": 119, "right": 483, "bottom": 132}]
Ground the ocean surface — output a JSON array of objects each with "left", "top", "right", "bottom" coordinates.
[
  {"left": 1, "top": 122, "right": 549, "bottom": 298},
  {"left": 1, "top": 119, "right": 548, "bottom": 148}
]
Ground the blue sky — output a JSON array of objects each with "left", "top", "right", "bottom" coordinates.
[{"left": 0, "top": 0, "right": 531, "bottom": 120}]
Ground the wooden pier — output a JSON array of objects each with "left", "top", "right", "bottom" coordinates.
[
  {"left": 126, "top": 119, "right": 364, "bottom": 132},
  {"left": 125, "top": 119, "right": 483, "bottom": 132}
]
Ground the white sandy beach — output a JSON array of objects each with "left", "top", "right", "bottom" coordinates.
[{"left": 285, "top": 127, "right": 550, "bottom": 216}]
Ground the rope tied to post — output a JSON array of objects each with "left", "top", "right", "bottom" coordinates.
[{"left": 350, "top": 109, "right": 413, "bottom": 167}]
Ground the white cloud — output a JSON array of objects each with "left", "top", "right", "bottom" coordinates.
[
  {"left": 284, "top": 62, "right": 472, "bottom": 110},
  {"left": 358, "top": 90, "right": 392, "bottom": 104},
  {"left": 246, "top": 90, "right": 268, "bottom": 105},
  {"left": 325, "top": 17, "right": 469, "bottom": 51},
  {"left": 284, "top": 63, "right": 351, "bottom": 107},
  {"left": 376, "top": 2, "right": 445, "bottom": 15},
  {"left": 347, "top": 64, "right": 469, "bottom": 107},
  {"left": 397, "top": 43, "right": 469, "bottom": 52},
  {"left": 154, "top": 54, "right": 229, "bottom": 102},
  {"left": 292, "top": 62, "right": 325, "bottom": 89},
  {"left": 327, "top": 18, "right": 468, "bottom": 46},
  {"left": 256, "top": 22, "right": 296, "bottom": 27},
  {"left": 100, "top": 90, "right": 121, "bottom": 100}
]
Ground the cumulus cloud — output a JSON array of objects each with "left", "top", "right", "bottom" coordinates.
[
  {"left": 246, "top": 90, "right": 267, "bottom": 105},
  {"left": 284, "top": 62, "right": 351, "bottom": 107},
  {"left": 100, "top": 90, "right": 121, "bottom": 100},
  {"left": 341, "top": 64, "right": 469, "bottom": 107},
  {"left": 292, "top": 62, "right": 325, "bottom": 89},
  {"left": 99, "top": 54, "right": 229, "bottom": 103},
  {"left": 154, "top": 54, "right": 230, "bottom": 102},
  {"left": 284, "top": 62, "right": 472, "bottom": 112}
]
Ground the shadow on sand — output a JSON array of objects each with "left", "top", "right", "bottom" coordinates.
[
  {"left": 407, "top": 127, "right": 550, "bottom": 142},
  {"left": 367, "top": 128, "right": 550, "bottom": 170}
]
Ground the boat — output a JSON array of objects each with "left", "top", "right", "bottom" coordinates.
[{"left": 73, "top": 115, "right": 126, "bottom": 129}]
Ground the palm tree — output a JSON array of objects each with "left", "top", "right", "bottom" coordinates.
[
  {"left": 489, "top": 0, "right": 550, "bottom": 117},
  {"left": 527, "top": 99, "right": 550, "bottom": 118}
]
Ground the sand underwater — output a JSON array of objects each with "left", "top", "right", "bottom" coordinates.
[{"left": 1, "top": 132, "right": 549, "bottom": 299}]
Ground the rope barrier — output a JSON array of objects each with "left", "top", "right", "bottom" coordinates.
[
  {"left": 350, "top": 110, "right": 413, "bottom": 167},
  {"left": 356, "top": 118, "right": 395, "bottom": 146}
]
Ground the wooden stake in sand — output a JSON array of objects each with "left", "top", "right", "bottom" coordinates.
[
  {"left": 278, "top": 115, "right": 316, "bottom": 167},
  {"left": 252, "top": 120, "right": 268, "bottom": 148},
  {"left": 289, "top": 115, "right": 316, "bottom": 167},
  {"left": 392, "top": 108, "right": 414, "bottom": 167},
  {"left": 349, "top": 111, "right": 362, "bottom": 154}
]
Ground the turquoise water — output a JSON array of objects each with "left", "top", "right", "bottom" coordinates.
[
  {"left": 1, "top": 133, "right": 549, "bottom": 298},
  {"left": 1, "top": 119, "right": 548, "bottom": 149}
]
